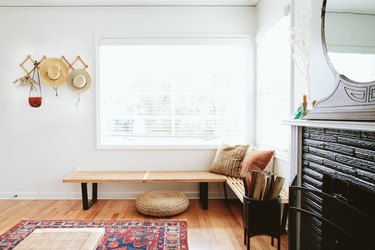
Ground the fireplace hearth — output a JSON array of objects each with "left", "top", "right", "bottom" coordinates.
[{"left": 322, "top": 174, "right": 374, "bottom": 249}]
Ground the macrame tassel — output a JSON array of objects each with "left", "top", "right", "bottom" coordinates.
[
  {"left": 75, "top": 94, "right": 81, "bottom": 108},
  {"left": 53, "top": 87, "right": 59, "bottom": 97}
]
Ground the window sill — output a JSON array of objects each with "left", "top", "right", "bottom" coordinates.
[
  {"left": 97, "top": 144, "right": 220, "bottom": 150},
  {"left": 98, "top": 136, "right": 247, "bottom": 150}
]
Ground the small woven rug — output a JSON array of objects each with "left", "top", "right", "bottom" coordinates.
[{"left": 0, "top": 220, "right": 188, "bottom": 250}]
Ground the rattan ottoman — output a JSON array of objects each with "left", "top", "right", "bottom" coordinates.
[{"left": 136, "top": 190, "right": 189, "bottom": 217}]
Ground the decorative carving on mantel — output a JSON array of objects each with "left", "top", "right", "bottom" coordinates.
[{"left": 305, "top": 76, "right": 375, "bottom": 120}]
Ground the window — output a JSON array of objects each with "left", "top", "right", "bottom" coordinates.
[
  {"left": 256, "top": 16, "right": 291, "bottom": 152},
  {"left": 97, "top": 36, "right": 250, "bottom": 148},
  {"left": 328, "top": 52, "right": 375, "bottom": 83}
]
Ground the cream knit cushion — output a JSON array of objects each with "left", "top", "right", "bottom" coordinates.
[
  {"left": 136, "top": 190, "right": 189, "bottom": 217},
  {"left": 209, "top": 144, "right": 249, "bottom": 178}
]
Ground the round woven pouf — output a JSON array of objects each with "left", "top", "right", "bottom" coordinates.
[{"left": 136, "top": 190, "right": 189, "bottom": 217}]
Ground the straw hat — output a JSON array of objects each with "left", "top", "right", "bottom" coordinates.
[
  {"left": 39, "top": 58, "right": 68, "bottom": 87},
  {"left": 67, "top": 69, "right": 92, "bottom": 94}
]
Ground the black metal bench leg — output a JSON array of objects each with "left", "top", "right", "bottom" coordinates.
[
  {"left": 281, "top": 203, "right": 290, "bottom": 233},
  {"left": 244, "top": 227, "right": 247, "bottom": 245},
  {"left": 81, "top": 183, "right": 98, "bottom": 210},
  {"left": 199, "top": 182, "right": 208, "bottom": 209},
  {"left": 223, "top": 182, "right": 228, "bottom": 205}
]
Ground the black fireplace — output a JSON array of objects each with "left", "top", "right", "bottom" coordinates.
[{"left": 289, "top": 127, "right": 375, "bottom": 250}]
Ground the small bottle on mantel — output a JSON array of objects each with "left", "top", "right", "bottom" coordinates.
[
  {"left": 311, "top": 100, "right": 317, "bottom": 108},
  {"left": 302, "top": 94, "right": 308, "bottom": 116}
]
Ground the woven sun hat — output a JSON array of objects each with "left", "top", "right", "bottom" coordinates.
[
  {"left": 39, "top": 58, "right": 68, "bottom": 87},
  {"left": 67, "top": 69, "right": 92, "bottom": 94},
  {"left": 136, "top": 190, "right": 189, "bottom": 217}
]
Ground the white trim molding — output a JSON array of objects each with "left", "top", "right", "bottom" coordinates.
[
  {"left": 0, "top": 0, "right": 260, "bottom": 7},
  {"left": 283, "top": 119, "right": 375, "bottom": 132}
]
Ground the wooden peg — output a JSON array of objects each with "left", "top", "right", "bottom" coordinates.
[
  {"left": 19, "top": 55, "right": 35, "bottom": 76},
  {"left": 19, "top": 55, "right": 31, "bottom": 67},
  {"left": 61, "top": 56, "right": 75, "bottom": 71},
  {"left": 37, "top": 56, "right": 47, "bottom": 68},
  {"left": 71, "top": 56, "right": 88, "bottom": 70}
]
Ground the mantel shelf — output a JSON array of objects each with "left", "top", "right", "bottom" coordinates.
[{"left": 282, "top": 119, "right": 375, "bottom": 132}]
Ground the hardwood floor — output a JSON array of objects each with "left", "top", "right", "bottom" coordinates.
[{"left": 0, "top": 199, "right": 287, "bottom": 249}]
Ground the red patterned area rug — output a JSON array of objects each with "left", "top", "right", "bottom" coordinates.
[{"left": 0, "top": 220, "right": 188, "bottom": 250}]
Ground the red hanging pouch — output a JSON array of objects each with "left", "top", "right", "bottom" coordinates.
[
  {"left": 29, "top": 61, "right": 43, "bottom": 108},
  {"left": 28, "top": 97, "right": 42, "bottom": 107}
]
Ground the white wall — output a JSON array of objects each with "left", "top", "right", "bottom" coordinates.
[
  {"left": 256, "top": 0, "right": 291, "bottom": 186},
  {"left": 255, "top": 0, "right": 339, "bottom": 185},
  {"left": 256, "top": 0, "right": 290, "bottom": 38},
  {"left": 0, "top": 6, "right": 256, "bottom": 199}
]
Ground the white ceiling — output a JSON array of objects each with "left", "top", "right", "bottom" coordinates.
[
  {"left": 0, "top": 0, "right": 261, "bottom": 7},
  {"left": 327, "top": 0, "right": 375, "bottom": 14}
]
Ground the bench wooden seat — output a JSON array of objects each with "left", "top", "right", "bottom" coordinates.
[
  {"left": 63, "top": 170, "right": 227, "bottom": 210},
  {"left": 63, "top": 170, "right": 227, "bottom": 183}
]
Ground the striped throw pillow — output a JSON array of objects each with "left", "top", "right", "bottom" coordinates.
[{"left": 209, "top": 144, "right": 249, "bottom": 178}]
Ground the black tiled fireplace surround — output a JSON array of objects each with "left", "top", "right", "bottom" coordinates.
[{"left": 289, "top": 127, "right": 375, "bottom": 250}]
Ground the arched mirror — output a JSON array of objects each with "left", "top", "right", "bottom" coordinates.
[{"left": 306, "top": 0, "right": 375, "bottom": 120}]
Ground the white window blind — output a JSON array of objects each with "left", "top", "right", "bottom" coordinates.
[
  {"left": 256, "top": 16, "right": 291, "bottom": 152},
  {"left": 98, "top": 36, "right": 249, "bottom": 148}
]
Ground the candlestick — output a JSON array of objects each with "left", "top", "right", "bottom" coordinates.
[{"left": 302, "top": 102, "right": 308, "bottom": 116}]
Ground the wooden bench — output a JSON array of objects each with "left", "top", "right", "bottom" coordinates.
[
  {"left": 63, "top": 170, "right": 289, "bottom": 226},
  {"left": 63, "top": 170, "right": 227, "bottom": 210}
]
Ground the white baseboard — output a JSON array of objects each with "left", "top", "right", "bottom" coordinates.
[{"left": 0, "top": 191, "right": 232, "bottom": 200}]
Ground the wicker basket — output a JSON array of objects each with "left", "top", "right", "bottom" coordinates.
[{"left": 136, "top": 190, "right": 189, "bottom": 217}]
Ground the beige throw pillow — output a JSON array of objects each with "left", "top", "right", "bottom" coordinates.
[
  {"left": 209, "top": 144, "right": 249, "bottom": 178},
  {"left": 240, "top": 147, "right": 275, "bottom": 177}
]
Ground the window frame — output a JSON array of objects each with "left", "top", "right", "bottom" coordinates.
[
  {"left": 95, "top": 34, "right": 252, "bottom": 149},
  {"left": 255, "top": 15, "right": 291, "bottom": 157}
]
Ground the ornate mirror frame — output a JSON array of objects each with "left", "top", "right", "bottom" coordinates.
[{"left": 305, "top": 0, "right": 375, "bottom": 120}]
